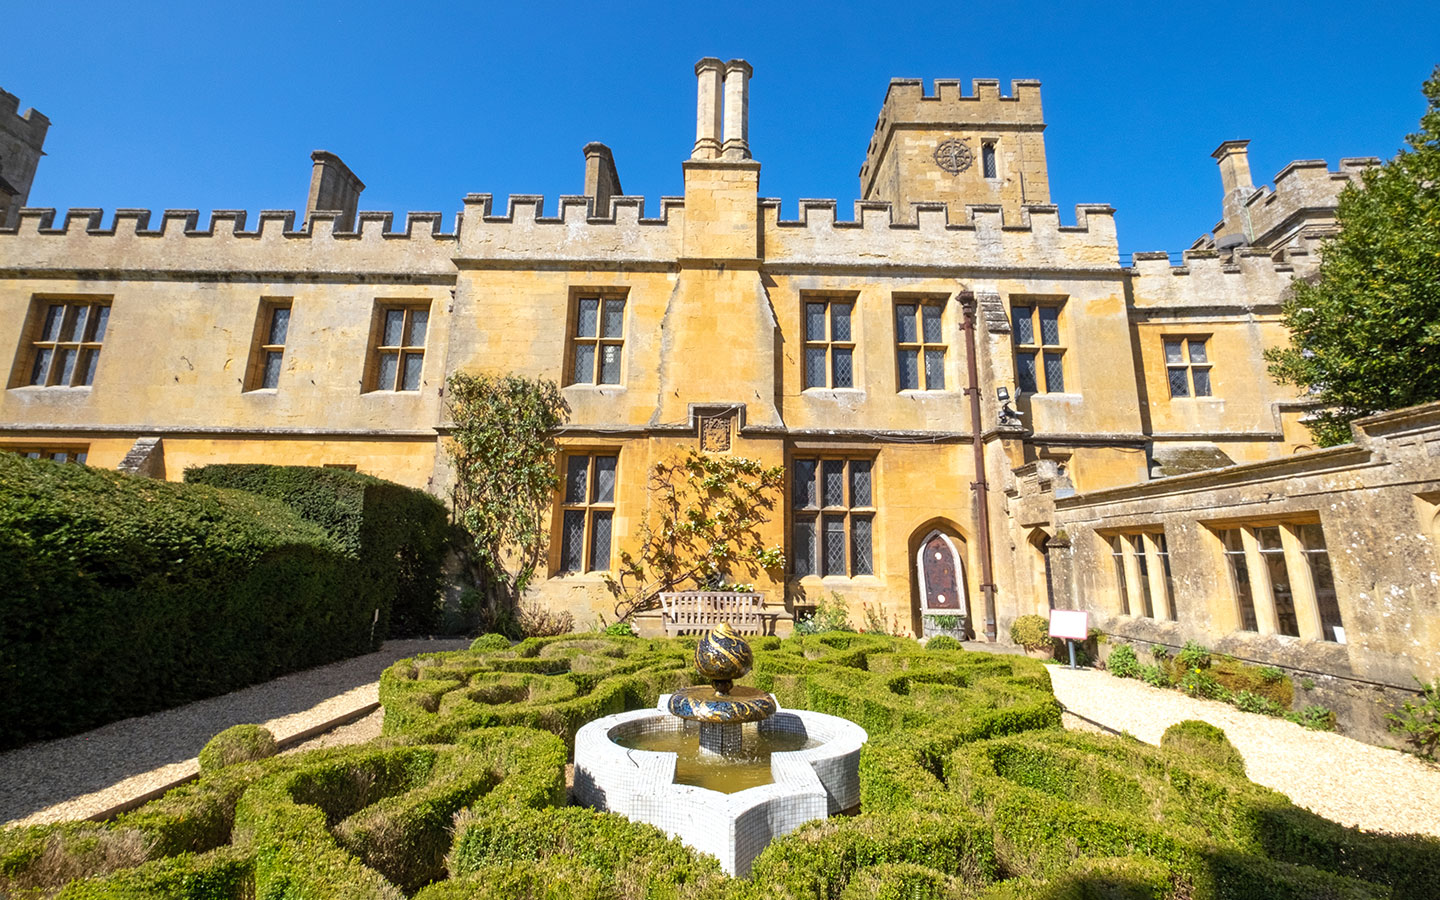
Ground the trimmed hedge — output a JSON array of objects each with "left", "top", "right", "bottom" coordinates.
[
  {"left": 0, "top": 454, "right": 375, "bottom": 749},
  {"left": 5, "top": 633, "right": 1437, "bottom": 900},
  {"left": 198, "top": 725, "right": 277, "bottom": 773},
  {"left": 184, "top": 464, "right": 450, "bottom": 636}
]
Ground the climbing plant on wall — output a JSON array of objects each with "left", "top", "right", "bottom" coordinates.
[
  {"left": 445, "top": 372, "right": 569, "bottom": 613},
  {"left": 605, "top": 450, "right": 785, "bottom": 622}
]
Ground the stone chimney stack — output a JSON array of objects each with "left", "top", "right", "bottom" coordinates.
[
  {"left": 692, "top": 58, "right": 725, "bottom": 160},
  {"left": 1212, "top": 140, "right": 1255, "bottom": 244},
  {"left": 721, "top": 59, "right": 753, "bottom": 160},
  {"left": 583, "top": 142, "right": 623, "bottom": 216},
  {"left": 306, "top": 150, "right": 365, "bottom": 231}
]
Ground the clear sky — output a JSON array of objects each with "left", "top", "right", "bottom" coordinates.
[{"left": 5, "top": 1, "right": 1437, "bottom": 255}]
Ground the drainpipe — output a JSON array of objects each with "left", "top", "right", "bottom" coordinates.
[{"left": 959, "top": 291, "right": 998, "bottom": 641}]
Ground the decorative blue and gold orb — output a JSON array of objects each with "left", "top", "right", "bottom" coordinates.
[{"left": 695, "top": 622, "right": 754, "bottom": 681}]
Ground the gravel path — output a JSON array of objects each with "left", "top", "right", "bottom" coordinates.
[
  {"left": 0, "top": 638, "right": 469, "bottom": 828},
  {"left": 1048, "top": 665, "right": 1440, "bottom": 837}
]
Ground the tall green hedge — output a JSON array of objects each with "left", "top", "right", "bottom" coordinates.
[
  {"left": 183, "top": 465, "right": 449, "bottom": 636},
  {"left": 0, "top": 455, "right": 379, "bottom": 749}
]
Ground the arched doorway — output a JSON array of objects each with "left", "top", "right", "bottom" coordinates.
[
  {"left": 912, "top": 526, "right": 969, "bottom": 639},
  {"left": 1028, "top": 528, "right": 1056, "bottom": 614}
]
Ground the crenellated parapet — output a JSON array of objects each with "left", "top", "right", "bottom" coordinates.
[
  {"left": 759, "top": 199, "right": 1116, "bottom": 270},
  {"left": 0, "top": 207, "right": 458, "bottom": 278},
  {"left": 0, "top": 90, "right": 50, "bottom": 226},
  {"left": 1126, "top": 246, "right": 1313, "bottom": 311},
  {"left": 456, "top": 193, "right": 683, "bottom": 264}
]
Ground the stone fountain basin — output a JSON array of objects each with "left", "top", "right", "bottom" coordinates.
[{"left": 572, "top": 697, "right": 867, "bottom": 876}]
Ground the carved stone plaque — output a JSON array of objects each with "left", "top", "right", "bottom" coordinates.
[{"left": 699, "top": 414, "right": 732, "bottom": 452}]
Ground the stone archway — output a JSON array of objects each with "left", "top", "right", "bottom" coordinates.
[{"left": 910, "top": 523, "right": 969, "bottom": 638}]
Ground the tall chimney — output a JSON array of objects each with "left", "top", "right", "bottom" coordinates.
[
  {"left": 692, "top": 58, "right": 725, "bottom": 160},
  {"left": 721, "top": 60, "right": 753, "bottom": 160},
  {"left": 1212, "top": 140, "right": 1255, "bottom": 243},
  {"left": 583, "top": 142, "right": 623, "bottom": 216},
  {"left": 306, "top": 150, "right": 365, "bottom": 231}
]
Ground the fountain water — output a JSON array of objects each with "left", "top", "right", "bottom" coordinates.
[{"left": 573, "top": 624, "right": 867, "bottom": 875}]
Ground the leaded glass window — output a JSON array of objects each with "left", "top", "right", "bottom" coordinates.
[
  {"left": 571, "top": 296, "right": 626, "bottom": 385},
  {"left": 558, "top": 453, "right": 619, "bottom": 572},
  {"left": 791, "top": 457, "right": 875, "bottom": 577}
]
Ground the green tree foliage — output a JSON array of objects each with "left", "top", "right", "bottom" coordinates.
[
  {"left": 445, "top": 372, "right": 569, "bottom": 609},
  {"left": 604, "top": 450, "right": 784, "bottom": 622},
  {"left": 1266, "top": 66, "right": 1440, "bottom": 446}
]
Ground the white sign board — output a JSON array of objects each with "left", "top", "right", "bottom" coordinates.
[{"left": 1048, "top": 608, "right": 1089, "bottom": 641}]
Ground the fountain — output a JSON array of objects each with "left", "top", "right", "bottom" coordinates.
[{"left": 573, "top": 624, "right": 867, "bottom": 876}]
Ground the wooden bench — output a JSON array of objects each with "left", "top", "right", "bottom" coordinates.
[{"left": 658, "top": 591, "right": 764, "bottom": 637}]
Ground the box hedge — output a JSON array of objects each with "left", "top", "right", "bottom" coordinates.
[
  {"left": 0, "top": 454, "right": 380, "bottom": 748},
  {"left": 183, "top": 464, "right": 450, "bottom": 636},
  {"left": 4, "top": 633, "right": 1437, "bottom": 900}
]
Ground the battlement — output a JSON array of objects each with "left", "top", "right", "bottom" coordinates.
[
  {"left": 1238, "top": 156, "right": 1376, "bottom": 228},
  {"left": 0, "top": 207, "right": 458, "bottom": 278},
  {"left": 760, "top": 199, "right": 1116, "bottom": 270},
  {"left": 0, "top": 90, "right": 50, "bottom": 148},
  {"left": 1126, "top": 245, "right": 1317, "bottom": 308},
  {"left": 456, "top": 193, "right": 685, "bottom": 263}
]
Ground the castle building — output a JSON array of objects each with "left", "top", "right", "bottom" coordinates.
[{"left": 1, "top": 59, "right": 1433, "bottom": 742}]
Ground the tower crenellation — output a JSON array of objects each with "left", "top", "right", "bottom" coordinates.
[{"left": 0, "top": 89, "right": 50, "bottom": 228}]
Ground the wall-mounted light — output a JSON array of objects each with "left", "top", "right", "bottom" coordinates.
[{"left": 996, "top": 386, "right": 1022, "bottom": 427}]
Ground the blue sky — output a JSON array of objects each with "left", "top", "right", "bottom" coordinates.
[{"left": 5, "top": 2, "right": 1436, "bottom": 254}]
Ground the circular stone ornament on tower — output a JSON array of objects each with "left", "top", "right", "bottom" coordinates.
[{"left": 933, "top": 137, "right": 974, "bottom": 174}]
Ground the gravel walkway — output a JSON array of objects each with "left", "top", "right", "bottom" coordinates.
[
  {"left": 1048, "top": 665, "right": 1440, "bottom": 837},
  {"left": 0, "top": 638, "right": 469, "bottom": 828}
]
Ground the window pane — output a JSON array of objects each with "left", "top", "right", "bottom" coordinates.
[
  {"left": 822, "top": 515, "right": 846, "bottom": 576},
  {"left": 52, "top": 452, "right": 68, "bottom": 463},
  {"left": 1111, "top": 537, "right": 1130, "bottom": 615},
  {"left": 1168, "top": 367, "right": 1191, "bottom": 398},
  {"left": 56, "top": 348, "right": 76, "bottom": 385},
  {"left": 921, "top": 303, "right": 942, "bottom": 343},
  {"left": 377, "top": 351, "right": 399, "bottom": 390},
  {"left": 80, "top": 349, "right": 100, "bottom": 386},
  {"left": 1255, "top": 526, "right": 1283, "bottom": 551},
  {"left": 849, "top": 459, "right": 872, "bottom": 507},
  {"left": 895, "top": 304, "right": 917, "bottom": 343},
  {"left": 982, "top": 143, "right": 997, "bottom": 179},
  {"left": 832, "top": 347, "right": 853, "bottom": 388},
  {"left": 602, "top": 299, "right": 625, "bottom": 338},
  {"left": 41, "top": 304, "right": 64, "bottom": 341},
  {"left": 1132, "top": 535, "right": 1154, "bottom": 617},
  {"left": 401, "top": 352, "right": 424, "bottom": 390},
  {"left": 1299, "top": 525, "right": 1344, "bottom": 641},
  {"left": 1188, "top": 340, "right": 1208, "bottom": 364},
  {"left": 924, "top": 349, "right": 945, "bottom": 390},
  {"left": 793, "top": 459, "right": 817, "bottom": 509},
  {"left": 565, "top": 456, "right": 589, "bottom": 504},
  {"left": 70, "top": 306, "right": 89, "bottom": 342},
  {"left": 561, "top": 510, "right": 586, "bottom": 571},
  {"left": 572, "top": 344, "right": 595, "bottom": 384},
  {"left": 1038, "top": 307, "right": 1060, "bottom": 345},
  {"left": 589, "top": 512, "right": 612, "bottom": 571},
  {"left": 29, "top": 348, "right": 53, "bottom": 385},
  {"left": 75, "top": 452, "right": 87, "bottom": 465},
  {"left": 851, "top": 516, "right": 873, "bottom": 575},
  {"left": 268, "top": 307, "right": 290, "bottom": 345},
  {"left": 831, "top": 303, "right": 852, "bottom": 342},
  {"left": 822, "top": 460, "right": 845, "bottom": 507},
  {"left": 1043, "top": 352, "right": 1064, "bottom": 392},
  {"left": 25, "top": 451, "right": 40, "bottom": 459},
  {"left": 805, "top": 347, "right": 827, "bottom": 388},
  {"left": 406, "top": 308, "right": 429, "bottom": 346},
  {"left": 262, "top": 350, "right": 283, "bottom": 389},
  {"left": 793, "top": 516, "right": 816, "bottom": 576},
  {"left": 592, "top": 456, "right": 616, "bottom": 503},
  {"left": 805, "top": 303, "right": 827, "bottom": 342},
  {"left": 599, "top": 344, "right": 621, "bottom": 383},
  {"left": 1012, "top": 306, "right": 1033, "bottom": 345},
  {"left": 90, "top": 306, "right": 110, "bottom": 342},
  {"left": 1192, "top": 368, "right": 1212, "bottom": 397},
  {"left": 897, "top": 349, "right": 919, "bottom": 390},
  {"left": 59, "top": 306, "right": 81, "bottom": 342},
  {"left": 1016, "top": 351, "right": 1037, "bottom": 393},
  {"left": 576, "top": 298, "right": 599, "bottom": 338},
  {"left": 383, "top": 309, "right": 405, "bottom": 346},
  {"left": 1164, "top": 339, "right": 1184, "bottom": 364}
]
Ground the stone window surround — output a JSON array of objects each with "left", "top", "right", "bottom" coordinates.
[
  {"left": 1011, "top": 296, "right": 1068, "bottom": 394},
  {"left": 893, "top": 293, "right": 949, "bottom": 392},
  {"left": 363, "top": 299, "right": 430, "bottom": 393},
  {"left": 1164, "top": 334, "right": 1213, "bottom": 399},
  {"left": 243, "top": 298, "right": 292, "bottom": 392},
  {"left": 9, "top": 294, "right": 112, "bottom": 390},
  {"left": 567, "top": 288, "right": 629, "bottom": 387},
  {"left": 3, "top": 443, "right": 89, "bottom": 464},
  {"left": 1101, "top": 527, "right": 1176, "bottom": 621},
  {"left": 557, "top": 450, "right": 618, "bottom": 575},
  {"left": 1208, "top": 518, "right": 1345, "bottom": 643},
  {"left": 790, "top": 454, "right": 876, "bottom": 579},
  {"left": 800, "top": 292, "right": 859, "bottom": 391}
]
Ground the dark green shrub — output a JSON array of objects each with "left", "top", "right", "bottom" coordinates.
[
  {"left": 1010, "top": 614, "right": 1054, "bottom": 652},
  {"left": 927, "top": 635, "right": 962, "bottom": 651},
  {"left": 197, "top": 725, "right": 277, "bottom": 773},
  {"left": 1179, "top": 668, "right": 1229, "bottom": 701},
  {"left": 1161, "top": 720, "right": 1246, "bottom": 777},
  {"left": 184, "top": 464, "right": 450, "bottom": 637},
  {"left": 1387, "top": 678, "right": 1440, "bottom": 758},
  {"left": 469, "top": 633, "right": 511, "bottom": 652},
  {"left": 0, "top": 454, "right": 370, "bottom": 749},
  {"left": 1138, "top": 664, "right": 1171, "bottom": 688},
  {"left": 1177, "top": 640, "right": 1211, "bottom": 670},
  {"left": 1107, "top": 645, "right": 1140, "bottom": 679},
  {"left": 1231, "top": 690, "right": 1287, "bottom": 718}
]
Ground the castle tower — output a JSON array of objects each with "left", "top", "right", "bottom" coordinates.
[
  {"left": 0, "top": 89, "right": 50, "bottom": 228},
  {"left": 859, "top": 78, "right": 1048, "bottom": 224}
]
